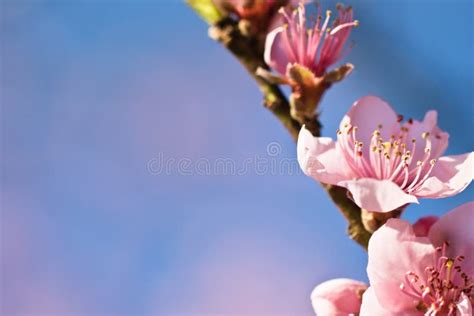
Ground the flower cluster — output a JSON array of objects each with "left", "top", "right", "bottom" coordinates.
[
  {"left": 268, "top": 3, "right": 474, "bottom": 315},
  {"left": 191, "top": 0, "right": 474, "bottom": 314},
  {"left": 303, "top": 97, "right": 473, "bottom": 315},
  {"left": 312, "top": 202, "right": 474, "bottom": 315}
]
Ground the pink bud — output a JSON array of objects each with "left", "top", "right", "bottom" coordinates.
[
  {"left": 214, "top": 0, "right": 283, "bottom": 20},
  {"left": 413, "top": 215, "right": 438, "bottom": 237}
]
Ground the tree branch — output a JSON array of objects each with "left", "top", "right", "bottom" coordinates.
[{"left": 208, "top": 18, "right": 371, "bottom": 249}]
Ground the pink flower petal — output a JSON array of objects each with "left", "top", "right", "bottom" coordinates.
[
  {"left": 404, "top": 111, "right": 449, "bottom": 162},
  {"left": 422, "top": 111, "right": 449, "bottom": 158},
  {"left": 297, "top": 127, "right": 353, "bottom": 185},
  {"left": 339, "top": 96, "right": 399, "bottom": 146},
  {"left": 421, "top": 110, "right": 437, "bottom": 130},
  {"left": 412, "top": 216, "right": 438, "bottom": 237},
  {"left": 428, "top": 201, "right": 474, "bottom": 276},
  {"left": 311, "top": 278, "right": 367, "bottom": 315},
  {"left": 264, "top": 26, "right": 290, "bottom": 76},
  {"left": 367, "top": 219, "right": 435, "bottom": 312},
  {"left": 359, "top": 287, "right": 417, "bottom": 316},
  {"left": 342, "top": 178, "right": 419, "bottom": 212},
  {"left": 414, "top": 152, "right": 474, "bottom": 198}
]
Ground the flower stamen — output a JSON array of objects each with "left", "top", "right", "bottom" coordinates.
[{"left": 400, "top": 241, "right": 473, "bottom": 313}]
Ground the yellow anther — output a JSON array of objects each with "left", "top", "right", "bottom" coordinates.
[
  {"left": 445, "top": 259, "right": 454, "bottom": 284},
  {"left": 445, "top": 259, "right": 454, "bottom": 270},
  {"left": 422, "top": 132, "right": 430, "bottom": 139}
]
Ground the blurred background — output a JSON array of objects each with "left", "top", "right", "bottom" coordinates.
[{"left": 1, "top": 0, "right": 473, "bottom": 315}]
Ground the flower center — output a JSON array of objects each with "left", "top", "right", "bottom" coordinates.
[
  {"left": 336, "top": 121, "right": 438, "bottom": 193},
  {"left": 278, "top": 3, "right": 358, "bottom": 76},
  {"left": 400, "top": 242, "right": 473, "bottom": 315}
]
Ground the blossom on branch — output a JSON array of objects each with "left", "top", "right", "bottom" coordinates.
[
  {"left": 361, "top": 202, "right": 474, "bottom": 315},
  {"left": 213, "top": 0, "right": 283, "bottom": 20},
  {"left": 264, "top": 2, "right": 357, "bottom": 78},
  {"left": 298, "top": 96, "right": 473, "bottom": 213},
  {"left": 259, "top": 1, "right": 357, "bottom": 123}
]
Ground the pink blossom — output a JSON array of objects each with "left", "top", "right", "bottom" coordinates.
[
  {"left": 311, "top": 278, "right": 367, "bottom": 315},
  {"left": 264, "top": 1, "right": 357, "bottom": 78},
  {"left": 360, "top": 202, "right": 474, "bottom": 315},
  {"left": 213, "top": 0, "right": 283, "bottom": 20},
  {"left": 298, "top": 95, "right": 473, "bottom": 212}
]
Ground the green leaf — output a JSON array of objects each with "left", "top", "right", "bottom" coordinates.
[{"left": 187, "top": 0, "right": 223, "bottom": 24}]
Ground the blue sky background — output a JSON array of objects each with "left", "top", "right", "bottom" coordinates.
[{"left": 1, "top": 0, "right": 473, "bottom": 315}]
